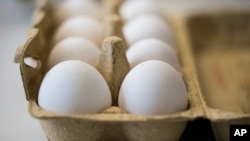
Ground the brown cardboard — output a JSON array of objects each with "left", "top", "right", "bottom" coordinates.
[
  {"left": 15, "top": 0, "right": 250, "bottom": 141},
  {"left": 102, "top": 0, "right": 123, "bottom": 15},
  {"left": 97, "top": 36, "right": 130, "bottom": 106},
  {"left": 166, "top": 1, "right": 250, "bottom": 140},
  {"left": 103, "top": 14, "right": 128, "bottom": 49}
]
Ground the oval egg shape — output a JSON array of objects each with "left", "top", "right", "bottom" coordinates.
[
  {"left": 120, "top": 0, "right": 163, "bottom": 21},
  {"left": 52, "top": 0, "right": 101, "bottom": 25},
  {"left": 47, "top": 37, "right": 100, "bottom": 70},
  {"left": 52, "top": 16, "right": 104, "bottom": 46},
  {"left": 126, "top": 38, "right": 180, "bottom": 70},
  {"left": 123, "top": 14, "right": 173, "bottom": 46},
  {"left": 38, "top": 60, "right": 112, "bottom": 114},
  {"left": 118, "top": 60, "right": 188, "bottom": 115}
]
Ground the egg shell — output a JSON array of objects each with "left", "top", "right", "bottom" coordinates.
[
  {"left": 52, "top": 0, "right": 101, "bottom": 25},
  {"left": 38, "top": 60, "right": 112, "bottom": 114},
  {"left": 126, "top": 38, "right": 180, "bottom": 70},
  {"left": 120, "top": 0, "right": 163, "bottom": 21},
  {"left": 123, "top": 14, "right": 174, "bottom": 46},
  {"left": 52, "top": 16, "right": 104, "bottom": 46},
  {"left": 118, "top": 60, "right": 187, "bottom": 115},
  {"left": 47, "top": 37, "right": 100, "bottom": 70}
]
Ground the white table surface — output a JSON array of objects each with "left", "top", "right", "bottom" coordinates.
[{"left": 0, "top": 0, "right": 47, "bottom": 140}]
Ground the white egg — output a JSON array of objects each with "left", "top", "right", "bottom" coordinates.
[
  {"left": 120, "top": 0, "right": 163, "bottom": 21},
  {"left": 38, "top": 60, "right": 112, "bottom": 114},
  {"left": 52, "top": 16, "right": 104, "bottom": 46},
  {"left": 126, "top": 38, "right": 180, "bottom": 70},
  {"left": 52, "top": 0, "right": 101, "bottom": 25},
  {"left": 118, "top": 60, "right": 187, "bottom": 115},
  {"left": 123, "top": 14, "right": 173, "bottom": 46},
  {"left": 47, "top": 37, "right": 100, "bottom": 70}
]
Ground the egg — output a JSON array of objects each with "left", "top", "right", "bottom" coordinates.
[
  {"left": 118, "top": 60, "right": 187, "bottom": 115},
  {"left": 52, "top": 0, "right": 101, "bottom": 25},
  {"left": 38, "top": 60, "right": 112, "bottom": 114},
  {"left": 123, "top": 14, "right": 173, "bottom": 46},
  {"left": 52, "top": 16, "right": 104, "bottom": 46},
  {"left": 126, "top": 38, "right": 180, "bottom": 70},
  {"left": 120, "top": 0, "right": 163, "bottom": 21},
  {"left": 47, "top": 37, "right": 100, "bottom": 70}
]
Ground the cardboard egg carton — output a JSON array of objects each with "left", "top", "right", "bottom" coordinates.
[{"left": 15, "top": 0, "right": 250, "bottom": 140}]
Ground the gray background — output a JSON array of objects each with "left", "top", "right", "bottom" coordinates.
[{"left": 0, "top": 0, "right": 47, "bottom": 140}]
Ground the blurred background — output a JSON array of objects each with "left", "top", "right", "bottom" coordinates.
[{"left": 0, "top": 0, "right": 47, "bottom": 140}]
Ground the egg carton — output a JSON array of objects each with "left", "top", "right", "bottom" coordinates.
[{"left": 14, "top": 0, "right": 250, "bottom": 141}]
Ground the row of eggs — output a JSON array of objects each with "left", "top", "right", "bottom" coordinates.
[
  {"left": 38, "top": 0, "right": 188, "bottom": 115},
  {"left": 51, "top": 0, "right": 169, "bottom": 25},
  {"left": 51, "top": 0, "right": 173, "bottom": 47}
]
